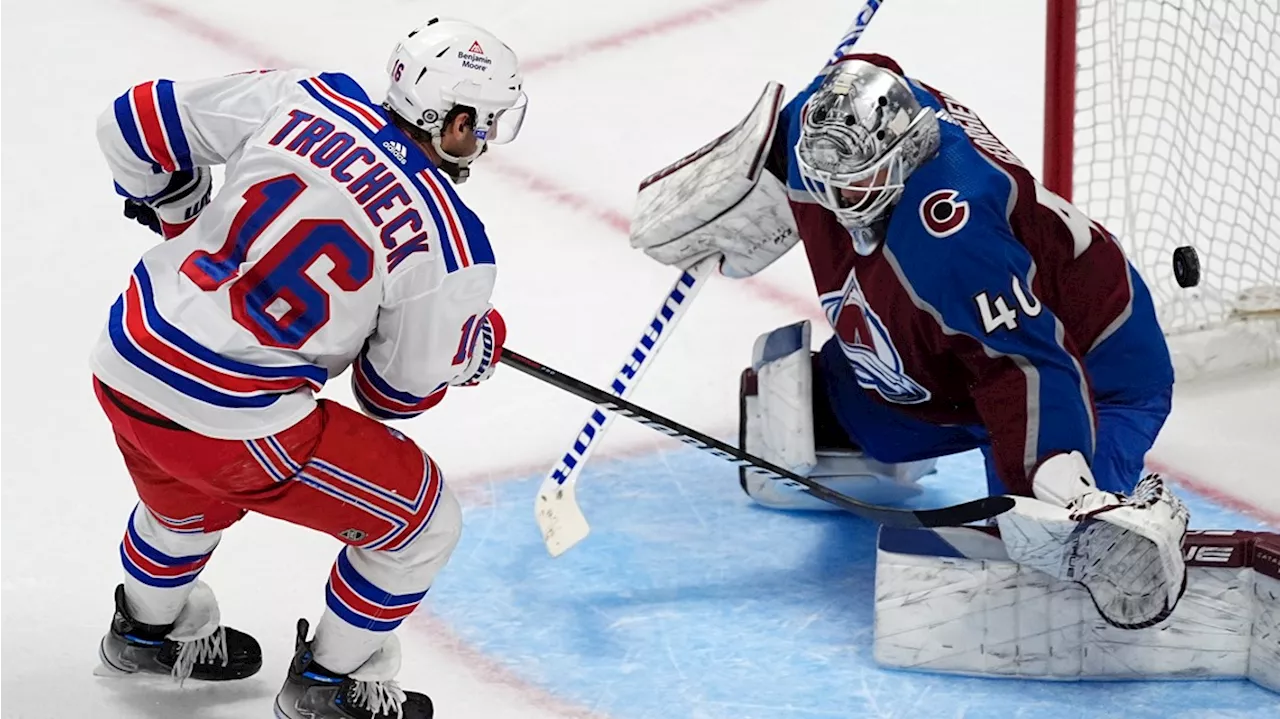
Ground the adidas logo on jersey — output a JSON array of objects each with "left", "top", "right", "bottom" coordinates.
[{"left": 382, "top": 140, "right": 408, "bottom": 164}]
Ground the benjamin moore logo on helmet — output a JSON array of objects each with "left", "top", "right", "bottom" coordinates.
[{"left": 458, "top": 40, "right": 492, "bottom": 71}]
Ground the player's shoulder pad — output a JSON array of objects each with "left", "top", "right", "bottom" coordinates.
[
  {"left": 884, "top": 127, "right": 1025, "bottom": 300},
  {"left": 293, "top": 70, "right": 390, "bottom": 140},
  {"left": 888, "top": 93, "right": 1021, "bottom": 263},
  {"left": 420, "top": 166, "right": 494, "bottom": 271},
  {"left": 312, "top": 71, "right": 378, "bottom": 106}
]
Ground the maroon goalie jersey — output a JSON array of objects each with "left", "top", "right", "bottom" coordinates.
[{"left": 771, "top": 55, "right": 1174, "bottom": 494}]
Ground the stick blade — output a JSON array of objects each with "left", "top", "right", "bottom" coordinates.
[{"left": 535, "top": 477, "right": 590, "bottom": 557}]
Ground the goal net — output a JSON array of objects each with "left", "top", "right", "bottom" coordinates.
[{"left": 1044, "top": 0, "right": 1280, "bottom": 377}]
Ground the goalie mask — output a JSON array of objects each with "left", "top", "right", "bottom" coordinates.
[
  {"left": 385, "top": 18, "right": 528, "bottom": 182},
  {"left": 795, "top": 60, "right": 939, "bottom": 253}
]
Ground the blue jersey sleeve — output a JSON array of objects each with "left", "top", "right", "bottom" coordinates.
[{"left": 886, "top": 189, "right": 1097, "bottom": 493}]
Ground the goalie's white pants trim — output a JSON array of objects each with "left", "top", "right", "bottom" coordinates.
[{"left": 873, "top": 526, "right": 1280, "bottom": 692}]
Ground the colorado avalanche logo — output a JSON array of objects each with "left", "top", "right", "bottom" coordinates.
[
  {"left": 919, "top": 189, "right": 970, "bottom": 238},
  {"left": 821, "top": 269, "right": 931, "bottom": 405}
]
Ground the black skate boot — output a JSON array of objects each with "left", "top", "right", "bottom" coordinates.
[
  {"left": 98, "top": 583, "right": 262, "bottom": 681},
  {"left": 274, "top": 619, "right": 434, "bottom": 719}
]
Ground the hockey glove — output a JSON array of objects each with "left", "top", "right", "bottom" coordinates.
[
  {"left": 995, "top": 451, "right": 1190, "bottom": 629},
  {"left": 454, "top": 309, "right": 506, "bottom": 387},
  {"left": 123, "top": 167, "right": 212, "bottom": 239},
  {"left": 630, "top": 83, "right": 799, "bottom": 279}
]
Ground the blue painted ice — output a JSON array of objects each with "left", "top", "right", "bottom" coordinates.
[{"left": 434, "top": 447, "right": 1278, "bottom": 719}]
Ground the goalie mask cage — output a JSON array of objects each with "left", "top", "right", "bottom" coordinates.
[{"left": 1043, "top": 0, "right": 1280, "bottom": 379}]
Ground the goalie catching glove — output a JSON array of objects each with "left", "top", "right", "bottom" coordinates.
[
  {"left": 996, "top": 451, "right": 1191, "bottom": 629},
  {"left": 630, "top": 83, "right": 799, "bottom": 278}
]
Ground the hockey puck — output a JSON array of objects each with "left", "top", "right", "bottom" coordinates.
[{"left": 1173, "top": 245, "right": 1200, "bottom": 288}]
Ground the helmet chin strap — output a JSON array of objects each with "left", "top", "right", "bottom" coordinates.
[{"left": 431, "top": 134, "right": 485, "bottom": 184}]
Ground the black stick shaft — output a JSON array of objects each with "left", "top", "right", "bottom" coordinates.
[{"left": 500, "top": 350, "right": 1014, "bottom": 528}]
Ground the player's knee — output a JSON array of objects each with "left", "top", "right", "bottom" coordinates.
[
  {"left": 343, "top": 484, "right": 462, "bottom": 595},
  {"left": 390, "top": 483, "right": 462, "bottom": 568},
  {"left": 424, "top": 483, "right": 462, "bottom": 559}
]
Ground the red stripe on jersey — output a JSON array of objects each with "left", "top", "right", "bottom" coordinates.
[
  {"left": 131, "top": 82, "right": 176, "bottom": 172},
  {"left": 159, "top": 217, "right": 196, "bottom": 239},
  {"left": 310, "top": 77, "right": 384, "bottom": 130},
  {"left": 419, "top": 171, "right": 469, "bottom": 268},
  {"left": 352, "top": 360, "right": 446, "bottom": 416},
  {"left": 122, "top": 277, "right": 312, "bottom": 396}
]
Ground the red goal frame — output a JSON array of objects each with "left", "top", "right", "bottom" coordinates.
[{"left": 1043, "top": 0, "right": 1077, "bottom": 201}]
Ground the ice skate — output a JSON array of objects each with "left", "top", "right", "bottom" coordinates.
[
  {"left": 274, "top": 619, "right": 433, "bottom": 719},
  {"left": 97, "top": 583, "right": 262, "bottom": 682}
]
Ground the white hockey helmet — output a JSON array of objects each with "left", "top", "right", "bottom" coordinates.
[
  {"left": 385, "top": 18, "right": 527, "bottom": 169},
  {"left": 795, "top": 59, "right": 939, "bottom": 251}
]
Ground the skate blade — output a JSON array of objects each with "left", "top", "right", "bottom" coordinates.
[
  {"left": 95, "top": 638, "right": 137, "bottom": 678},
  {"left": 93, "top": 662, "right": 136, "bottom": 678}
]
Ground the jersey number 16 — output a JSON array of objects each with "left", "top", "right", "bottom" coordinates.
[{"left": 179, "top": 174, "right": 375, "bottom": 349}]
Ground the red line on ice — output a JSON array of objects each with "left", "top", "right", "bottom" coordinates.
[
  {"left": 1147, "top": 457, "right": 1280, "bottom": 529},
  {"left": 122, "top": 0, "right": 294, "bottom": 69},
  {"left": 522, "top": 0, "right": 771, "bottom": 73}
]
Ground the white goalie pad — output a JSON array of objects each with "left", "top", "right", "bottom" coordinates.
[
  {"left": 739, "top": 321, "right": 934, "bottom": 510},
  {"left": 631, "top": 82, "right": 800, "bottom": 278},
  {"left": 749, "top": 320, "right": 817, "bottom": 476},
  {"left": 873, "top": 526, "right": 1280, "bottom": 692}
]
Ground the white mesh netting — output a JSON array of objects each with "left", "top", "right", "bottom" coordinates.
[{"left": 1072, "top": 0, "right": 1280, "bottom": 335}]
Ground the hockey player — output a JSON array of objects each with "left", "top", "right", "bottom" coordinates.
[
  {"left": 631, "top": 54, "right": 1189, "bottom": 629},
  {"left": 91, "top": 17, "right": 526, "bottom": 719}
]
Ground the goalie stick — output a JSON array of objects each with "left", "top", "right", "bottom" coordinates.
[
  {"left": 505, "top": 349, "right": 1016, "bottom": 529},
  {"left": 533, "top": 259, "right": 715, "bottom": 556},
  {"left": 532, "top": 0, "right": 891, "bottom": 557}
]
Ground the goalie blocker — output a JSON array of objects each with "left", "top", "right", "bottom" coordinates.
[{"left": 875, "top": 526, "right": 1280, "bottom": 691}]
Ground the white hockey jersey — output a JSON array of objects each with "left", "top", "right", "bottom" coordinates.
[{"left": 91, "top": 69, "right": 498, "bottom": 439}]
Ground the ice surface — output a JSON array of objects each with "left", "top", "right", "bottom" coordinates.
[{"left": 2, "top": 0, "right": 1276, "bottom": 717}]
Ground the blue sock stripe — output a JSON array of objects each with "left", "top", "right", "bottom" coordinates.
[{"left": 324, "top": 584, "right": 404, "bottom": 632}]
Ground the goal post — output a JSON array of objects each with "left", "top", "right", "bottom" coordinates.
[
  {"left": 1042, "top": 0, "right": 1280, "bottom": 380},
  {"left": 1043, "top": 0, "right": 1077, "bottom": 200}
]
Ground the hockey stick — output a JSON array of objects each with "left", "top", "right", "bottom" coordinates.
[
  {"left": 505, "top": 350, "right": 1016, "bottom": 529},
  {"left": 532, "top": 0, "right": 891, "bottom": 556},
  {"left": 826, "top": 0, "right": 885, "bottom": 66},
  {"left": 533, "top": 259, "right": 716, "bottom": 556}
]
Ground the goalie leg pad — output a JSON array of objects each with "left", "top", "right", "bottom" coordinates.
[
  {"left": 739, "top": 321, "right": 932, "bottom": 511},
  {"left": 873, "top": 526, "right": 1280, "bottom": 690}
]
